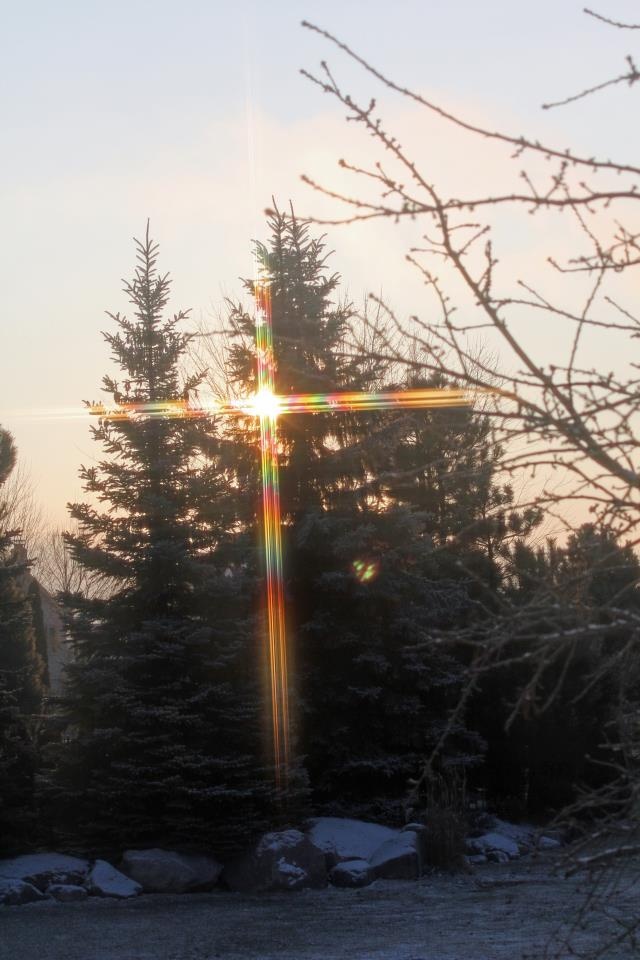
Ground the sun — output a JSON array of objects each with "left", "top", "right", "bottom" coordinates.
[{"left": 245, "top": 388, "right": 282, "bottom": 420}]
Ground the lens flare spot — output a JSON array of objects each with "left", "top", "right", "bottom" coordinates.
[
  {"left": 244, "top": 388, "right": 282, "bottom": 420},
  {"left": 352, "top": 558, "right": 380, "bottom": 584}
]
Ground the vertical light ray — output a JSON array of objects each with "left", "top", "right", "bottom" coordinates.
[{"left": 254, "top": 279, "right": 290, "bottom": 790}]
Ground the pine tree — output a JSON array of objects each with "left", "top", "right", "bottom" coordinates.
[
  {"left": 473, "top": 525, "right": 640, "bottom": 815},
  {"left": 223, "top": 207, "right": 489, "bottom": 821},
  {"left": 51, "top": 227, "right": 274, "bottom": 856},
  {"left": 0, "top": 427, "right": 45, "bottom": 853}
]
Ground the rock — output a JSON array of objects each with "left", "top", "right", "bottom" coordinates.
[
  {"left": 223, "top": 829, "right": 327, "bottom": 893},
  {"left": 490, "top": 819, "right": 537, "bottom": 855},
  {"left": 120, "top": 849, "right": 222, "bottom": 894},
  {"left": 89, "top": 860, "right": 141, "bottom": 899},
  {"left": 538, "top": 836, "right": 561, "bottom": 850},
  {"left": 328, "top": 859, "right": 372, "bottom": 888},
  {"left": 466, "top": 832, "right": 520, "bottom": 860},
  {"left": 486, "top": 850, "right": 510, "bottom": 864},
  {"left": 400, "top": 822, "right": 429, "bottom": 864},
  {"left": 0, "top": 853, "right": 89, "bottom": 892},
  {"left": 307, "top": 817, "right": 398, "bottom": 868},
  {"left": 0, "top": 878, "right": 46, "bottom": 906},
  {"left": 369, "top": 832, "right": 420, "bottom": 880},
  {"left": 465, "top": 854, "right": 488, "bottom": 866},
  {"left": 47, "top": 884, "right": 88, "bottom": 903}
]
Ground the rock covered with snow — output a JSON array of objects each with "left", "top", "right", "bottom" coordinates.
[
  {"left": 223, "top": 829, "right": 327, "bottom": 893},
  {"left": 369, "top": 831, "right": 421, "bottom": 880},
  {"left": 89, "top": 860, "right": 141, "bottom": 898},
  {"left": 467, "top": 831, "right": 520, "bottom": 860},
  {"left": 538, "top": 835, "right": 561, "bottom": 850},
  {"left": 307, "top": 817, "right": 397, "bottom": 868},
  {"left": 0, "top": 853, "right": 89, "bottom": 891},
  {"left": 0, "top": 877, "right": 46, "bottom": 906},
  {"left": 328, "top": 859, "right": 372, "bottom": 888},
  {"left": 46, "top": 884, "right": 88, "bottom": 902},
  {"left": 120, "top": 849, "right": 222, "bottom": 894}
]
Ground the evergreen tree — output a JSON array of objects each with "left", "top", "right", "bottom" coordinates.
[
  {"left": 0, "top": 427, "right": 45, "bottom": 853},
  {"left": 224, "top": 208, "right": 495, "bottom": 820},
  {"left": 474, "top": 525, "right": 640, "bottom": 815},
  {"left": 50, "top": 228, "right": 274, "bottom": 855}
]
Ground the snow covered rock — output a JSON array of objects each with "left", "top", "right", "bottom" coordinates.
[
  {"left": 46, "top": 884, "right": 88, "bottom": 902},
  {"left": 466, "top": 832, "right": 520, "bottom": 860},
  {"left": 538, "top": 836, "right": 561, "bottom": 850},
  {"left": 465, "top": 854, "right": 488, "bottom": 866},
  {"left": 0, "top": 853, "right": 89, "bottom": 892},
  {"left": 222, "top": 829, "right": 327, "bottom": 893},
  {"left": 328, "top": 859, "right": 372, "bottom": 888},
  {"left": 0, "top": 878, "right": 46, "bottom": 906},
  {"left": 400, "top": 822, "right": 429, "bottom": 863},
  {"left": 120, "top": 849, "right": 222, "bottom": 894},
  {"left": 369, "top": 831, "right": 421, "bottom": 880},
  {"left": 89, "top": 860, "right": 141, "bottom": 899},
  {"left": 486, "top": 850, "right": 510, "bottom": 864},
  {"left": 489, "top": 819, "right": 537, "bottom": 855},
  {"left": 307, "top": 817, "right": 397, "bottom": 868}
]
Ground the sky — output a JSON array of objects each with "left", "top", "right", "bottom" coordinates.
[{"left": 2, "top": 0, "right": 638, "bottom": 530}]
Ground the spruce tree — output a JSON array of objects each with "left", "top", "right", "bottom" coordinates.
[
  {"left": 0, "top": 427, "right": 45, "bottom": 853},
  {"left": 51, "top": 227, "right": 273, "bottom": 856},
  {"left": 473, "top": 525, "right": 640, "bottom": 815},
  {"left": 224, "top": 208, "right": 487, "bottom": 821}
]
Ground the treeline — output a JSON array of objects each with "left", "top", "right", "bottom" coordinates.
[{"left": 1, "top": 212, "right": 637, "bottom": 856}]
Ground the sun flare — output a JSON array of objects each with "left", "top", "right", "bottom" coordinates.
[{"left": 246, "top": 388, "right": 282, "bottom": 420}]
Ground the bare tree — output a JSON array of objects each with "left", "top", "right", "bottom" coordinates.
[
  {"left": 298, "top": 11, "right": 640, "bottom": 956},
  {"left": 1, "top": 462, "right": 45, "bottom": 558}
]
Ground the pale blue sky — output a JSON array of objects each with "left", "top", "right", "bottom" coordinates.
[{"left": 2, "top": 1, "right": 637, "bottom": 527}]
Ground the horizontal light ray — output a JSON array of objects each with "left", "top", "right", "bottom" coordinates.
[
  {"left": 86, "top": 388, "right": 471, "bottom": 421},
  {"left": 276, "top": 387, "right": 470, "bottom": 414},
  {"left": 5, "top": 407, "right": 100, "bottom": 422}
]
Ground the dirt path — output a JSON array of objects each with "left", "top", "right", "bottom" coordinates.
[{"left": 1, "top": 855, "right": 637, "bottom": 960}]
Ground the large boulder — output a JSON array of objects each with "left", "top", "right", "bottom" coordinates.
[
  {"left": 89, "top": 860, "right": 142, "bottom": 899},
  {"left": 0, "top": 853, "right": 89, "bottom": 892},
  {"left": 223, "top": 829, "right": 327, "bottom": 893},
  {"left": 0, "top": 878, "right": 46, "bottom": 906},
  {"left": 47, "top": 884, "right": 88, "bottom": 903},
  {"left": 369, "top": 831, "right": 421, "bottom": 880},
  {"left": 307, "top": 818, "right": 398, "bottom": 869},
  {"left": 328, "top": 859, "right": 372, "bottom": 888},
  {"left": 120, "top": 849, "right": 222, "bottom": 894}
]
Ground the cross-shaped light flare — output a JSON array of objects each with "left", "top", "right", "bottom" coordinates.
[{"left": 90, "top": 279, "right": 471, "bottom": 790}]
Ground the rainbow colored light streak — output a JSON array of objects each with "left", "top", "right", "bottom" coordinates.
[{"left": 89, "top": 284, "right": 472, "bottom": 791}]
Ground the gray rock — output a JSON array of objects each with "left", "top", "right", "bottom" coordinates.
[
  {"left": 47, "top": 884, "right": 88, "bottom": 902},
  {"left": 486, "top": 850, "right": 510, "bottom": 864},
  {"left": 307, "top": 817, "right": 397, "bottom": 869},
  {"left": 89, "top": 860, "right": 141, "bottom": 899},
  {"left": 400, "top": 823, "right": 429, "bottom": 866},
  {"left": 0, "top": 878, "right": 46, "bottom": 906},
  {"left": 0, "top": 853, "right": 89, "bottom": 892},
  {"left": 466, "top": 832, "right": 520, "bottom": 860},
  {"left": 369, "top": 832, "right": 420, "bottom": 880},
  {"left": 120, "top": 849, "right": 222, "bottom": 894},
  {"left": 465, "top": 854, "right": 488, "bottom": 865},
  {"left": 223, "top": 829, "right": 327, "bottom": 893},
  {"left": 328, "top": 859, "right": 372, "bottom": 888},
  {"left": 538, "top": 836, "right": 561, "bottom": 850}
]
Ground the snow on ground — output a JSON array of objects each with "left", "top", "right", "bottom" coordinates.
[{"left": 1, "top": 851, "right": 637, "bottom": 960}]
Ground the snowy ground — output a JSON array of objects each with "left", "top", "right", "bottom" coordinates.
[{"left": 1, "top": 851, "right": 637, "bottom": 960}]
